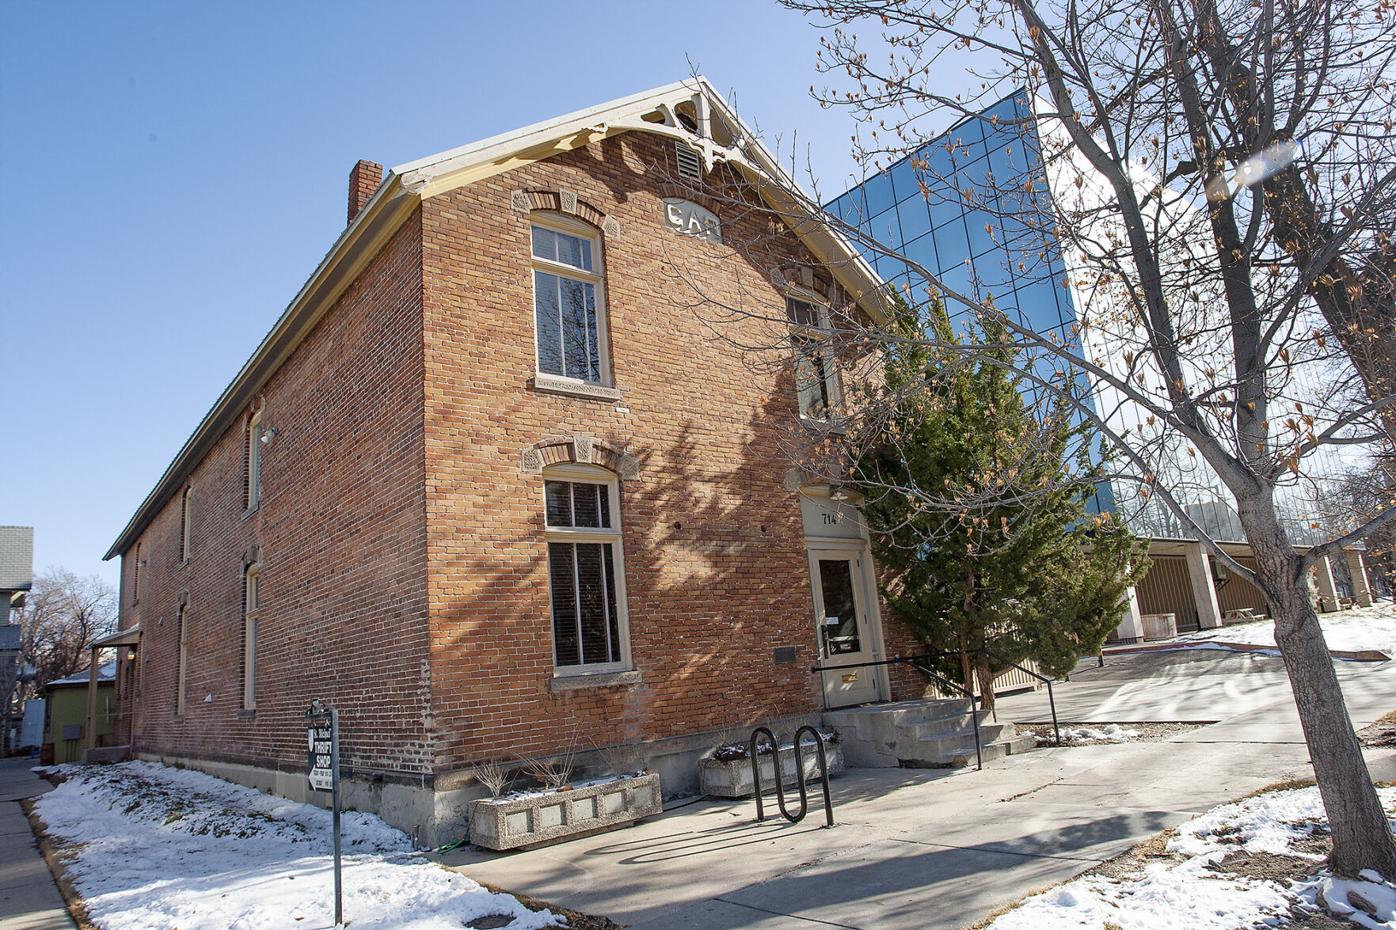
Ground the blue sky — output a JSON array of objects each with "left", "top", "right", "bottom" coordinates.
[{"left": 0, "top": 1, "right": 961, "bottom": 587}]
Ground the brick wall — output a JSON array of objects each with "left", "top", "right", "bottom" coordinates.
[
  {"left": 116, "top": 126, "right": 928, "bottom": 787},
  {"left": 121, "top": 213, "right": 431, "bottom": 779},
  {"left": 420, "top": 132, "right": 862, "bottom": 771}
]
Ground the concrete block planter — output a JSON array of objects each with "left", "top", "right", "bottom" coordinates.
[
  {"left": 469, "top": 772, "right": 661, "bottom": 851},
  {"left": 699, "top": 743, "right": 844, "bottom": 799}
]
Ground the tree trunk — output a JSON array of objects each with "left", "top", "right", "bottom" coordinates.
[
  {"left": 1241, "top": 496, "right": 1396, "bottom": 877},
  {"left": 957, "top": 639, "right": 974, "bottom": 701},
  {"left": 975, "top": 655, "right": 998, "bottom": 719}
]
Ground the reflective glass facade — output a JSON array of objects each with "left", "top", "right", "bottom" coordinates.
[
  {"left": 827, "top": 92, "right": 1077, "bottom": 341},
  {"left": 830, "top": 91, "right": 1115, "bottom": 514}
]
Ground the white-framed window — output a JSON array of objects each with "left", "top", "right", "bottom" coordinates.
[
  {"left": 543, "top": 464, "right": 630, "bottom": 674},
  {"left": 242, "top": 564, "right": 259, "bottom": 709},
  {"left": 178, "top": 486, "right": 192, "bottom": 563},
  {"left": 787, "top": 295, "right": 841, "bottom": 420},
  {"left": 245, "top": 410, "right": 263, "bottom": 511},
  {"left": 530, "top": 216, "right": 610, "bottom": 386},
  {"left": 176, "top": 602, "right": 188, "bottom": 716}
]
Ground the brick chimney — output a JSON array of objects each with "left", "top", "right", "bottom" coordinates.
[{"left": 347, "top": 159, "right": 383, "bottom": 223}]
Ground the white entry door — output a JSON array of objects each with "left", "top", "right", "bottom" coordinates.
[{"left": 810, "top": 552, "right": 880, "bottom": 707}]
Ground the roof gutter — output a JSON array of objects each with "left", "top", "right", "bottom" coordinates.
[{"left": 103, "top": 173, "right": 421, "bottom": 560}]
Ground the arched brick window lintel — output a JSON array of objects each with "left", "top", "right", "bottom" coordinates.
[
  {"left": 510, "top": 188, "right": 618, "bottom": 239},
  {"left": 520, "top": 436, "right": 639, "bottom": 481}
]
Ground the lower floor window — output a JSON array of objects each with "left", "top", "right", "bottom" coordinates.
[{"left": 548, "top": 541, "right": 622, "bottom": 667}]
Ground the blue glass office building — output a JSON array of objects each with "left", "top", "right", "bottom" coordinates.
[
  {"left": 828, "top": 90, "right": 1114, "bottom": 513},
  {"left": 826, "top": 91, "right": 1079, "bottom": 342}
]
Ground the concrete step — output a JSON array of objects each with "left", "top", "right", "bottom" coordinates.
[
  {"left": 824, "top": 700, "right": 973, "bottom": 742},
  {"left": 825, "top": 699, "right": 1035, "bottom": 770},
  {"left": 901, "top": 740, "right": 1011, "bottom": 769},
  {"left": 904, "top": 708, "right": 982, "bottom": 737},
  {"left": 1002, "top": 733, "right": 1037, "bottom": 755},
  {"left": 907, "top": 717, "right": 1011, "bottom": 742},
  {"left": 900, "top": 733, "right": 1036, "bottom": 769}
]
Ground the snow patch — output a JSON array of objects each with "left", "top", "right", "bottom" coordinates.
[
  {"left": 1302, "top": 872, "right": 1396, "bottom": 930},
  {"left": 33, "top": 761, "right": 560, "bottom": 930},
  {"left": 1174, "top": 600, "right": 1396, "bottom": 657},
  {"left": 1061, "top": 724, "right": 1139, "bottom": 743},
  {"left": 986, "top": 783, "right": 1396, "bottom": 930}
]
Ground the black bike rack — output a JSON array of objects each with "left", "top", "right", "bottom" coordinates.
[{"left": 749, "top": 725, "right": 834, "bottom": 828}]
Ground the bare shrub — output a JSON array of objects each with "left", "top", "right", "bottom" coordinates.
[{"left": 469, "top": 760, "right": 512, "bottom": 799}]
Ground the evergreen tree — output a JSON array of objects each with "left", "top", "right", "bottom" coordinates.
[{"left": 855, "top": 301, "right": 1147, "bottom": 713}]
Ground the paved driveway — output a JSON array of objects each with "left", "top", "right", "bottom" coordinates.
[{"left": 441, "top": 649, "right": 1396, "bottom": 930}]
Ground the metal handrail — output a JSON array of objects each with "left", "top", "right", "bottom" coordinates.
[
  {"left": 749, "top": 726, "right": 834, "bottom": 827},
  {"left": 973, "top": 646, "right": 1062, "bottom": 746},
  {"left": 811, "top": 655, "right": 984, "bottom": 771}
]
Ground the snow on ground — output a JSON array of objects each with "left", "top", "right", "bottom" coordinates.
[
  {"left": 32, "top": 761, "right": 560, "bottom": 930},
  {"left": 985, "top": 783, "right": 1396, "bottom": 930},
  {"left": 1060, "top": 724, "right": 1139, "bottom": 743},
  {"left": 1174, "top": 600, "right": 1396, "bottom": 657}
]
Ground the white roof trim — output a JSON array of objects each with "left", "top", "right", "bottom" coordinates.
[
  {"left": 105, "top": 77, "right": 885, "bottom": 562},
  {"left": 394, "top": 79, "right": 699, "bottom": 179}
]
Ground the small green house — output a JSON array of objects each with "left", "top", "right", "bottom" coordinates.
[{"left": 44, "top": 662, "right": 115, "bottom": 764}]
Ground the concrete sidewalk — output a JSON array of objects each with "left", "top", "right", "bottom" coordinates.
[
  {"left": 439, "top": 650, "right": 1396, "bottom": 930},
  {"left": 0, "top": 758, "right": 74, "bottom": 930}
]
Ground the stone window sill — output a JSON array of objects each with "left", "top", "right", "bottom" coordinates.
[
  {"left": 530, "top": 374, "right": 624, "bottom": 402},
  {"left": 236, "top": 709, "right": 257, "bottom": 720},
  {"left": 549, "top": 670, "right": 642, "bottom": 692},
  {"left": 800, "top": 415, "right": 847, "bottom": 435}
]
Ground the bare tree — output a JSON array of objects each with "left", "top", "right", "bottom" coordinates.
[
  {"left": 17, "top": 568, "right": 117, "bottom": 697},
  {"left": 648, "top": 2, "right": 1396, "bottom": 877}
]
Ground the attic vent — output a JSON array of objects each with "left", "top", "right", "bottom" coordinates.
[{"left": 675, "top": 143, "right": 702, "bottom": 182}]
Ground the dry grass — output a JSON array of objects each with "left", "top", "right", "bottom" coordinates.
[
  {"left": 963, "top": 775, "right": 1375, "bottom": 930},
  {"left": 19, "top": 798, "right": 97, "bottom": 930},
  {"left": 965, "top": 881, "right": 1065, "bottom": 930},
  {"left": 1358, "top": 710, "right": 1396, "bottom": 748},
  {"left": 476, "top": 881, "right": 622, "bottom": 930}
]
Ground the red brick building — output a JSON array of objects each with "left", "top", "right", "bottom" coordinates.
[{"left": 102, "top": 79, "right": 917, "bottom": 845}]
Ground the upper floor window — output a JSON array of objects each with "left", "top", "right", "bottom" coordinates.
[
  {"left": 178, "top": 486, "right": 192, "bottom": 563},
  {"left": 245, "top": 410, "right": 263, "bottom": 511},
  {"left": 175, "top": 602, "right": 188, "bottom": 716},
  {"left": 132, "top": 542, "right": 142, "bottom": 603},
  {"left": 531, "top": 218, "right": 609, "bottom": 385},
  {"left": 543, "top": 465, "right": 629, "bottom": 674},
  {"left": 787, "top": 296, "right": 841, "bottom": 420},
  {"left": 242, "top": 564, "right": 259, "bottom": 710}
]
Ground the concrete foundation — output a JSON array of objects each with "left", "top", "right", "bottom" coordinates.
[{"left": 134, "top": 710, "right": 821, "bottom": 849}]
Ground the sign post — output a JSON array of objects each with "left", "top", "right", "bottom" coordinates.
[{"left": 306, "top": 700, "right": 343, "bottom": 927}]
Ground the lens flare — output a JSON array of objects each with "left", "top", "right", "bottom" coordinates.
[{"left": 1206, "top": 140, "right": 1301, "bottom": 201}]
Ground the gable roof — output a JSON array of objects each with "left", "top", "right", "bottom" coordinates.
[{"left": 104, "top": 77, "right": 885, "bottom": 562}]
